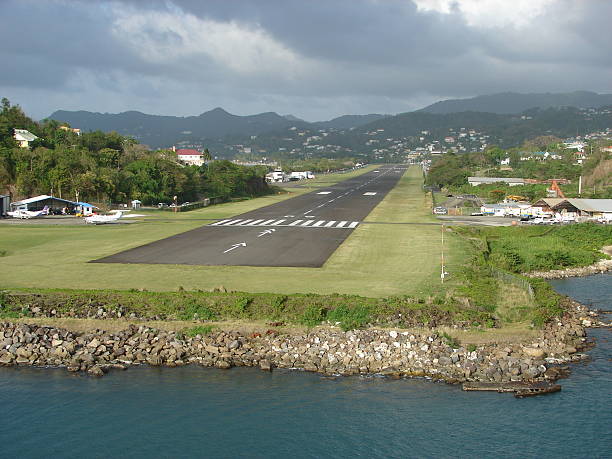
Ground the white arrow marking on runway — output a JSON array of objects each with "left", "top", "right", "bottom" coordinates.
[
  {"left": 223, "top": 242, "right": 247, "bottom": 253},
  {"left": 257, "top": 229, "right": 276, "bottom": 238}
]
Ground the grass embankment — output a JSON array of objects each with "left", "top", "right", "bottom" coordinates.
[
  {"left": 0, "top": 166, "right": 461, "bottom": 297},
  {"left": 465, "top": 223, "right": 612, "bottom": 273},
  {"left": 453, "top": 223, "right": 612, "bottom": 327},
  {"left": 0, "top": 288, "right": 495, "bottom": 333}
]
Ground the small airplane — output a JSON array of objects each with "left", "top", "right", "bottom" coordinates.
[
  {"left": 7, "top": 206, "right": 50, "bottom": 219},
  {"left": 84, "top": 210, "right": 125, "bottom": 225}
]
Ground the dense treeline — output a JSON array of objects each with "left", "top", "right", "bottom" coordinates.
[
  {"left": 0, "top": 99, "right": 271, "bottom": 205},
  {"left": 425, "top": 137, "right": 610, "bottom": 199}
]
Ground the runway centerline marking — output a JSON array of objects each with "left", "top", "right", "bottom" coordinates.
[
  {"left": 317, "top": 191, "right": 331, "bottom": 195},
  {"left": 363, "top": 192, "right": 377, "bottom": 196}
]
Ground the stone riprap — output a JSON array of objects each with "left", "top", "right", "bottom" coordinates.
[{"left": 0, "top": 300, "right": 602, "bottom": 383}]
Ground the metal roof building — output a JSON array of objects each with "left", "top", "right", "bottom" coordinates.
[
  {"left": 468, "top": 177, "right": 525, "bottom": 186},
  {"left": 10, "top": 195, "right": 75, "bottom": 212}
]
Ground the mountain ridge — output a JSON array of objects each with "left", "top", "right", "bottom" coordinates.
[{"left": 420, "top": 91, "right": 612, "bottom": 115}]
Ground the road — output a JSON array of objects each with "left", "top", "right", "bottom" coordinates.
[{"left": 94, "top": 165, "right": 407, "bottom": 267}]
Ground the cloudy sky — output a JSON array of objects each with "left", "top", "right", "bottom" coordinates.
[{"left": 1, "top": 0, "right": 611, "bottom": 121}]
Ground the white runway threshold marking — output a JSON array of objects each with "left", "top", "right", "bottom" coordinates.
[{"left": 212, "top": 219, "right": 360, "bottom": 229}]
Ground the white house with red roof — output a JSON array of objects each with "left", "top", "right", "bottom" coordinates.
[{"left": 172, "top": 147, "right": 204, "bottom": 166}]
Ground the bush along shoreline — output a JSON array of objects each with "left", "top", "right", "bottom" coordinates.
[
  {"left": 0, "top": 297, "right": 607, "bottom": 390},
  {"left": 526, "top": 246, "right": 612, "bottom": 279}
]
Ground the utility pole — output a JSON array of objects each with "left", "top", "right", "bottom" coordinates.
[{"left": 441, "top": 224, "right": 445, "bottom": 283}]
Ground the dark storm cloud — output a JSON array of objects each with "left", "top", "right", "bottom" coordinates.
[{"left": 0, "top": 0, "right": 610, "bottom": 120}]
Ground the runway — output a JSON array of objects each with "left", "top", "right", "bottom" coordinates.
[{"left": 93, "top": 165, "right": 406, "bottom": 267}]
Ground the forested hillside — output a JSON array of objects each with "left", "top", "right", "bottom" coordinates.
[
  {"left": 425, "top": 138, "right": 611, "bottom": 200},
  {"left": 0, "top": 99, "right": 271, "bottom": 206}
]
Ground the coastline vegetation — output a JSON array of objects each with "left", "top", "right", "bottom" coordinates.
[{"left": 453, "top": 222, "right": 611, "bottom": 326}]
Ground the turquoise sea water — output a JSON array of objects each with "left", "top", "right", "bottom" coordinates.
[{"left": 1, "top": 275, "right": 610, "bottom": 458}]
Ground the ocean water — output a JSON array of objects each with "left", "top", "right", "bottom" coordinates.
[{"left": 1, "top": 275, "right": 610, "bottom": 459}]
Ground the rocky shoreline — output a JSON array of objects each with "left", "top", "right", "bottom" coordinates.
[
  {"left": 526, "top": 246, "right": 612, "bottom": 279},
  {"left": 1, "top": 299, "right": 606, "bottom": 387}
]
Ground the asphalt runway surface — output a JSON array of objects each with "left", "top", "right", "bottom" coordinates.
[{"left": 94, "top": 165, "right": 407, "bottom": 267}]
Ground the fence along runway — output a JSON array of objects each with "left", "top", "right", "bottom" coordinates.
[{"left": 93, "top": 165, "right": 406, "bottom": 267}]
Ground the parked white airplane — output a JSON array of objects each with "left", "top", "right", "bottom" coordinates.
[
  {"left": 7, "top": 206, "right": 50, "bottom": 219},
  {"left": 84, "top": 210, "right": 125, "bottom": 225}
]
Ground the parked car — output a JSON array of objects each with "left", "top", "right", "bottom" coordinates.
[
  {"left": 530, "top": 216, "right": 555, "bottom": 225},
  {"left": 433, "top": 207, "right": 448, "bottom": 215}
]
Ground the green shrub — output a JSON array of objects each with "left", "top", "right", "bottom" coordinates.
[
  {"left": 300, "top": 305, "right": 326, "bottom": 327},
  {"left": 270, "top": 295, "right": 287, "bottom": 319},
  {"left": 530, "top": 278, "right": 564, "bottom": 327},
  {"left": 327, "top": 304, "right": 372, "bottom": 331},
  {"left": 231, "top": 295, "right": 253, "bottom": 317},
  {"left": 177, "top": 299, "right": 217, "bottom": 321}
]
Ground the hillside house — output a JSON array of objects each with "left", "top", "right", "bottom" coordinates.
[
  {"left": 563, "top": 141, "right": 585, "bottom": 152},
  {"left": 13, "top": 129, "right": 38, "bottom": 148},
  {"left": 174, "top": 148, "right": 205, "bottom": 166},
  {"left": 59, "top": 126, "right": 81, "bottom": 135}
]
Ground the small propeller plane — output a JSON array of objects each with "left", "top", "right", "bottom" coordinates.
[
  {"left": 84, "top": 210, "right": 125, "bottom": 225},
  {"left": 7, "top": 205, "right": 50, "bottom": 219}
]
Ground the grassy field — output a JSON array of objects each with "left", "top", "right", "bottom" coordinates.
[{"left": 0, "top": 166, "right": 467, "bottom": 297}]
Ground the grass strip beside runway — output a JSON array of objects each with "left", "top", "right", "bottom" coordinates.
[{"left": 0, "top": 166, "right": 461, "bottom": 297}]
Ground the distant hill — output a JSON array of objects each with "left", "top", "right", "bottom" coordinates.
[
  {"left": 314, "top": 114, "right": 388, "bottom": 130},
  {"left": 361, "top": 106, "right": 612, "bottom": 142},
  {"left": 357, "top": 106, "right": 612, "bottom": 148},
  {"left": 420, "top": 91, "right": 612, "bottom": 115},
  {"left": 49, "top": 108, "right": 304, "bottom": 148},
  {"left": 48, "top": 108, "right": 384, "bottom": 148}
]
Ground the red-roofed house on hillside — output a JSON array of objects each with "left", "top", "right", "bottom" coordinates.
[{"left": 172, "top": 147, "right": 205, "bottom": 166}]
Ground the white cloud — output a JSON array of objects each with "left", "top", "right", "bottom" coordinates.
[
  {"left": 413, "top": 0, "right": 557, "bottom": 28},
  {"left": 110, "top": 6, "right": 307, "bottom": 77}
]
